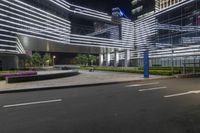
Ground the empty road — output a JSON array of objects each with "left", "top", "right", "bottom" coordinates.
[{"left": 0, "top": 78, "right": 200, "bottom": 133}]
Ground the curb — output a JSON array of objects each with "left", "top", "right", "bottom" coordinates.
[{"left": 0, "top": 76, "right": 175, "bottom": 94}]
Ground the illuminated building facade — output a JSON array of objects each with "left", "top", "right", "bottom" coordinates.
[
  {"left": 131, "top": 0, "right": 200, "bottom": 67},
  {"left": 0, "top": 0, "right": 134, "bottom": 69}
]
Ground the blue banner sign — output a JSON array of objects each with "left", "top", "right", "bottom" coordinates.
[{"left": 144, "top": 50, "right": 149, "bottom": 78}]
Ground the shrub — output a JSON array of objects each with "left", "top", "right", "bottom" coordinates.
[
  {"left": 32, "top": 52, "right": 42, "bottom": 67},
  {"left": 81, "top": 67, "right": 181, "bottom": 75}
]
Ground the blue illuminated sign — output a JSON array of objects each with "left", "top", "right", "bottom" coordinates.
[{"left": 144, "top": 50, "right": 149, "bottom": 78}]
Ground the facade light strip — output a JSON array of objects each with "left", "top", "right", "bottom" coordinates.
[
  {"left": 0, "top": 6, "right": 70, "bottom": 31},
  {"left": 0, "top": 23, "right": 70, "bottom": 42},
  {"left": 13, "top": 0, "right": 70, "bottom": 24},
  {"left": 0, "top": 3, "right": 70, "bottom": 30},
  {"left": 0, "top": 13, "right": 70, "bottom": 36},
  {"left": 2, "top": 0, "right": 70, "bottom": 26}
]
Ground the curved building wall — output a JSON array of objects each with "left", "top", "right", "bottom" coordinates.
[{"left": 0, "top": 0, "right": 134, "bottom": 69}]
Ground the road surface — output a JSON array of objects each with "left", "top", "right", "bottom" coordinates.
[{"left": 0, "top": 78, "right": 200, "bottom": 133}]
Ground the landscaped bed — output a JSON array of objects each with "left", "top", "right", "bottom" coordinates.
[
  {"left": 6, "top": 70, "right": 79, "bottom": 83},
  {"left": 0, "top": 71, "right": 37, "bottom": 81},
  {"left": 81, "top": 67, "right": 182, "bottom": 75}
]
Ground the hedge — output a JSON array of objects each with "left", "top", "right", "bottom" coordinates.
[{"left": 81, "top": 67, "right": 181, "bottom": 75}]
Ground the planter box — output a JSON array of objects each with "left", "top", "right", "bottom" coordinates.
[
  {"left": 6, "top": 70, "right": 79, "bottom": 83},
  {"left": 0, "top": 71, "right": 37, "bottom": 80}
]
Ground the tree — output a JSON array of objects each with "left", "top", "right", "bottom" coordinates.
[
  {"left": 42, "top": 53, "right": 52, "bottom": 66},
  {"left": 73, "top": 54, "right": 97, "bottom": 66},
  {"left": 75, "top": 54, "right": 88, "bottom": 66},
  {"left": 25, "top": 56, "right": 32, "bottom": 67},
  {"left": 88, "top": 54, "right": 97, "bottom": 66},
  {"left": 32, "top": 52, "right": 42, "bottom": 67}
]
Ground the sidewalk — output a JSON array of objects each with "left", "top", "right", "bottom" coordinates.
[{"left": 0, "top": 70, "right": 170, "bottom": 93}]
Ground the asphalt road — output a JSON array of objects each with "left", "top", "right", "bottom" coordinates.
[{"left": 0, "top": 78, "right": 200, "bottom": 133}]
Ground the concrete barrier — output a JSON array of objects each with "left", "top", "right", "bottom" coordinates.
[{"left": 6, "top": 70, "right": 79, "bottom": 83}]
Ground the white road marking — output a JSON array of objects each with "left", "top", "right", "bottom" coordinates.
[
  {"left": 126, "top": 82, "right": 159, "bottom": 87},
  {"left": 164, "top": 90, "right": 200, "bottom": 98},
  {"left": 139, "top": 86, "right": 167, "bottom": 92},
  {"left": 3, "top": 99, "right": 62, "bottom": 108}
]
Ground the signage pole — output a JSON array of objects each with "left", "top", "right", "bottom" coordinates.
[{"left": 144, "top": 50, "right": 149, "bottom": 78}]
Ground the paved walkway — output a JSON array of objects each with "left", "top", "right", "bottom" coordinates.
[{"left": 0, "top": 70, "right": 167, "bottom": 92}]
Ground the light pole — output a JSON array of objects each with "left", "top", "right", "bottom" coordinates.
[{"left": 53, "top": 55, "right": 56, "bottom": 66}]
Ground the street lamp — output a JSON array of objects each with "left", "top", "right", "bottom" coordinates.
[{"left": 53, "top": 55, "right": 56, "bottom": 66}]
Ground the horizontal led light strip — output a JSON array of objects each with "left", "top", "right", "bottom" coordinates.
[
  {"left": 2, "top": 0, "right": 70, "bottom": 27},
  {"left": 16, "top": 37, "right": 26, "bottom": 54},
  {"left": 70, "top": 40, "right": 125, "bottom": 47},
  {"left": 70, "top": 34, "right": 127, "bottom": 44},
  {"left": 0, "top": 23, "right": 70, "bottom": 43},
  {"left": 0, "top": 28, "right": 71, "bottom": 46},
  {"left": 70, "top": 39, "right": 133, "bottom": 48},
  {"left": 0, "top": 32, "right": 23, "bottom": 53},
  {"left": 0, "top": 13, "right": 70, "bottom": 37},
  {"left": 49, "top": 0, "right": 70, "bottom": 11},
  {"left": 73, "top": 7, "right": 111, "bottom": 19},
  {"left": 0, "top": 44, "right": 16, "bottom": 48},
  {"left": 49, "top": 0, "right": 111, "bottom": 21},
  {"left": 59, "top": 0, "right": 71, "bottom": 7},
  {"left": 70, "top": 37, "right": 126, "bottom": 45},
  {"left": 0, "top": 39, "right": 16, "bottom": 44},
  {"left": 0, "top": 19, "right": 70, "bottom": 42},
  {"left": 0, "top": 49, "right": 18, "bottom": 53},
  {"left": 0, "top": 28, "right": 128, "bottom": 49},
  {"left": 0, "top": 4, "right": 69, "bottom": 31},
  {"left": 54, "top": 0, "right": 110, "bottom": 17},
  {"left": 55, "top": 0, "right": 71, "bottom": 8},
  {"left": 70, "top": 1, "right": 108, "bottom": 15},
  {"left": 70, "top": 42, "right": 132, "bottom": 49},
  {"left": 12, "top": 0, "right": 70, "bottom": 25},
  {"left": 121, "top": 19, "right": 134, "bottom": 47},
  {"left": 134, "top": 13, "right": 157, "bottom": 54},
  {"left": 0, "top": 34, "right": 16, "bottom": 39},
  {"left": 70, "top": 38, "right": 131, "bottom": 47},
  {"left": 0, "top": 5, "right": 70, "bottom": 32}
]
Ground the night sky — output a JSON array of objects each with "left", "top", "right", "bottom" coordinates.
[
  {"left": 69, "top": 0, "right": 133, "bottom": 19},
  {"left": 69, "top": 0, "right": 155, "bottom": 19}
]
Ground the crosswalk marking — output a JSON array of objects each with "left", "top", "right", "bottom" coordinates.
[
  {"left": 164, "top": 90, "right": 200, "bottom": 98},
  {"left": 139, "top": 86, "right": 167, "bottom": 92},
  {"left": 126, "top": 82, "right": 159, "bottom": 87},
  {"left": 3, "top": 99, "right": 62, "bottom": 108}
]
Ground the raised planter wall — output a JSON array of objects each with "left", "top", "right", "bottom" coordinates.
[{"left": 6, "top": 70, "right": 79, "bottom": 83}]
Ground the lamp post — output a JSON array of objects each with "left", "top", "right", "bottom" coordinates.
[{"left": 53, "top": 55, "right": 56, "bottom": 66}]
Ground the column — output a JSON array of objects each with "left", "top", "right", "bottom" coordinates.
[
  {"left": 99, "top": 53, "right": 103, "bottom": 67},
  {"left": 106, "top": 49, "right": 111, "bottom": 67},
  {"left": 125, "top": 49, "right": 130, "bottom": 67},
  {"left": 114, "top": 49, "right": 119, "bottom": 67}
]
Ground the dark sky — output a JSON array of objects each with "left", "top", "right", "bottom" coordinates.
[
  {"left": 69, "top": 0, "right": 155, "bottom": 19},
  {"left": 69, "top": 0, "right": 133, "bottom": 18}
]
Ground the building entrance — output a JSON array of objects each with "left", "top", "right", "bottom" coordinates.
[{"left": 0, "top": 60, "right": 2, "bottom": 70}]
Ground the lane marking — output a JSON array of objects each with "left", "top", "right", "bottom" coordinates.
[
  {"left": 3, "top": 99, "right": 62, "bottom": 108},
  {"left": 164, "top": 90, "right": 200, "bottom": 98},
  {"left": 126, "top": 82, "right": 159, "bottom": 87},
  {"left": 139, "top": 86, "right": 167, "bottom": 92}
]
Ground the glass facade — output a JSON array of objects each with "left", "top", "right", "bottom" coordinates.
[{"left": 153, "top": 0, "right": 200, "bottom": 67}]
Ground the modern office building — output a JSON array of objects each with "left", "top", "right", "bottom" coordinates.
[
  {"left": 1, "top": 0, "right": 200, "bottom": 69},
  {"left": 0, "top": 0, "right": 134, "bottom": 70},
  {"left": 114, "top": 0, "right": 200, "bottom": 68},
  {"left": 157, "top": 0, "right": 185, "bottom": 10}
]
